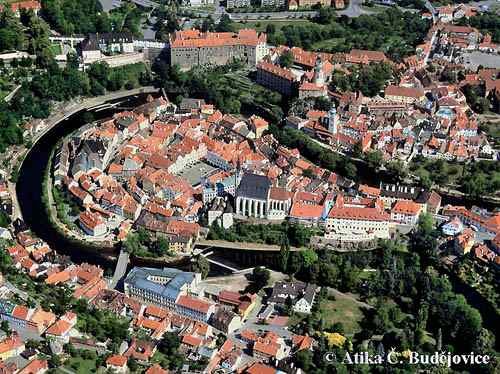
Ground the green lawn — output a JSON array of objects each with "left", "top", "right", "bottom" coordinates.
[
  {"left": 64, "top": 356, "right": 100, "bottom": 374},
  {"left": 235, "top": 19, "right": 315, "bottom": 32},
  {"left": 320, "top": 294, "right": 364, "bottom": 335},
  {"left": 288, "top": 292, "right": 365, "bottom": 336},
  {"left": 311, "top": 38, "right": 346, "bottom": 51}
]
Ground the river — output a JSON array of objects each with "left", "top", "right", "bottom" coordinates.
[{"left": 16, "top": 94, "right": 152, "bottom": 270}]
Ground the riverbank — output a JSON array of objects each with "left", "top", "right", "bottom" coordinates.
[
  {"left": 42, "top": 143, "right": 117, "bottom": 260},
  {"left": 9, "top": 86, "right": 159, "bottom": 222},
  {"left": 15, "top": 90, "right": 159, "bottom": 268}
]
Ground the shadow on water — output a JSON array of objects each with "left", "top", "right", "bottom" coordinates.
[{"left": 16, "top": 95, "right": 152, "bottom": 270}]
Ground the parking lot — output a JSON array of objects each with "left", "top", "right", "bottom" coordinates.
[
  {"left": 175, "top": 161, "right": 219, "bottom": 186},
  {"left": 461, "top": 51, "right": 500, "bottom": 71}
]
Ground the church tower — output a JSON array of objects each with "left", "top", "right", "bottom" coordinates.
[
  {"left": 327, "top": 105, "right": 338, "bottom": 135},
  {"left": 313, "top": 55, "right": 325, "bottom": 86}
]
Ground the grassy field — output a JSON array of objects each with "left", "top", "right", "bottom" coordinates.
[
  {"left": 320, "top": 294, "right": 364, "bottom": 335},
  {"left": 288, "top": 291, "right": 365, "bottom": 336},
  {"left": 311, "top": 37, "right": 346, "bottom": 51},
  {"left": 64, "top": 357, "right": 100, "bottom": 374},
  {"left": 234, "top": 19, "right": 315, "bottom": 32}
]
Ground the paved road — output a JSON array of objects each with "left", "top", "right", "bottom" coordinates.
[
  {"left": 110, "top": 249, "right": 129, "bottom": 289},
  {"left": 196, "top": 239, "right": 303, "bottom": 252},
  {"left": 338, "top": 0, "right": 374, "bottom": 17}
]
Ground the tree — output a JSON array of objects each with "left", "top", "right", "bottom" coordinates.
[
  {"left": 0, "top": 321, "right": 11, "bottom": 336},
  {"left": 0, "top": 211, "right": 10, "bottom": 227},
  {"left": 192, "top": 255, "right": 210, "bottom": 279},
  {"left": 250, "top": 267, "right": 270, "bottom": 291},
  {"left": 295, "top": 350, "right": 314, "bottom": 371},
  {"left": 279, "top": 50, "right": 294, "bottom": 68},
  {"left": 265, "top": 23, "right": 276, "bottom": 35},
  {"left": 128, "top": 358, "right": 139, "bottom": 372},
  {"left": 386, "top": 160, "right": 408, "bottom": 182},
  {"left": 152, "top": 237, "right": 170, "bottom": 257},
  {"left": 410, "top": 213, "right": 438, "bottom": 265},
  {"left": 158, "top": 332, "right": 181, "bottom": 355},
  {"left": 365, "top": 150, "right": 383, "bottom": 171},
  {"left": 216, "top": 14, "right": 235, "bottom": 33},
  {"left": 279, "top": 236, "right": 290, "bottom": 273}
]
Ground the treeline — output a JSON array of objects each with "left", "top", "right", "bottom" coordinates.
[
  {"left": 207, "top": 221, "right": 318, "bottom": 248},
  {"left": 40, "top": 0, "right": 145, "bottom": 36},
  {"left": 279, "top": 216, "right": 498, "bottom": 372},
  {"left": 457, "top": 13, "right": 500, "bottom": 43},
  {"left": 269, "top": 125, "right": 359, "bottom": 179},
  {"left": 0, "top": 59, "right": 150, "bottom": 152},
  {"left": 266, "top": 8, "right": 431, "bottom": 61},
  {"left": 410, "top": 156, "right": 500, "bottom": 199},
  {"left": 330, "top": 62, "right": 393, "bottom": 97},
  {"left": 153, "top": 59, "right": 283, "bottom": 118}
]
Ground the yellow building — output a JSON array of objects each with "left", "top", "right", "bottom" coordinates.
[{"left": 0, "top": 333, "right": 25, "bottom": 360}]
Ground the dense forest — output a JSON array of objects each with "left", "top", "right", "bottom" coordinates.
[
  {"left": 266, "top": 8, "right": 431, "bottom": 61},
  {"left": 278, "top": 215, "right": 499, "bottom": 373}
]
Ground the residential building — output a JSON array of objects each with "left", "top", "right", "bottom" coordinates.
[
  {"left": 391, "top": 200, "right": 422, "bottom": 225},
  {"left": 442, "top": 216, "right": 464, "bottom": 236},
  {"left": 0, "top": 1, "right": 41, "bottom": 16},
  {"left": 261, "top": 0, "right": 286, "bottom": 6},
  {"left": 106, "top": 355, "right": 128, "bottom": 373},
  {"left": 80, "top": 32, "right": 135, "bottom": 63},
  {"left": 124, "top": 267, "right": 201, "bottom": 310},
  {"left": 218, "top": 290, "right": 256, "bottom": 319},
  {"left": 211, "top": 309, "right": 242, "bottom": 334},
  {"left": 268, "top": 281, "right": 317, "bottom": 314},
  {"left": 288, "top": 0, "right": 331, "bottom": 9},
  {"left": 16, "top": 359, "right": 48, "bottom": 374},
  {"left": 176, "top": 295, "right": 215, "bottom": 322},
  {"left": 0, "top": 333, "right": 24, "bottom": 360},
  {"left": 78, "top": 211, "right": 107, "bottom": 236},
  {"left": 226, "top": 0, "right": 251, "bottom": 8},
  {"left": 454, "top": 228, "right": 475, "bottom": 255},
  {"left": 385, "top": 85, "right": 426, "bottom": 103},
  {"left": 325, "top": 194, "right": 391, "bottom": 241}
]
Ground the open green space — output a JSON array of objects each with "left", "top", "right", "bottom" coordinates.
[
  {"left": 319, "top": 294, "right": 364, "bottom": 335},
  {"left": 64, "top": 356, "right": 100, "bottom": 374},
  {"left": 287, "top": 292, "right": 364, "bottom": 336},
  {"left": 235, "top": 19, "right": 315, "bottom": 32},
  {"left": 311, "top": 37, "right": 345, "bottom": 51}
]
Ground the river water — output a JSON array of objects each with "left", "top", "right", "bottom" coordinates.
[{"left": 16, "top": 95, "right": 150, "bottom": 269}]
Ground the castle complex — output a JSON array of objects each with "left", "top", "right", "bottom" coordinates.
[{"left": 168, "top": 29, "right": 268, "bottom": 70}]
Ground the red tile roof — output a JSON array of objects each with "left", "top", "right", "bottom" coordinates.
[
  {"left": 170, "top": 29, "right": 265, "bottom": 48},
  {"left": 45, "top": 320, "right": 72, "bottom": 336},
  {"left": 257, "top": 61, "right": 296, "bottom": 81},
  {"left": 145, "top": 364, "right": 168, "bottom": 374},
  {"left": 106, "top": 355, "right": 127, "bottom": 368},
  {"left": 289, "top": 202, "right": 323, "bottom": 219},
  {"left": 385, "top": 85, "right": 424, "bottom": 99},
  {"left": 245, "top": 363, "right": 276, "bottom": 374},
  {"left": 328, "top": 206, "right": 390, "bottom": 221},
  {"left": 17, "top": 359, "right": 48, "bottom": 374},
  {"left": 392, "top": 200, "right": 421, "bottom": 215},
  {"left": 177, "top": 295, "right": 212, "bottom": 314}
]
